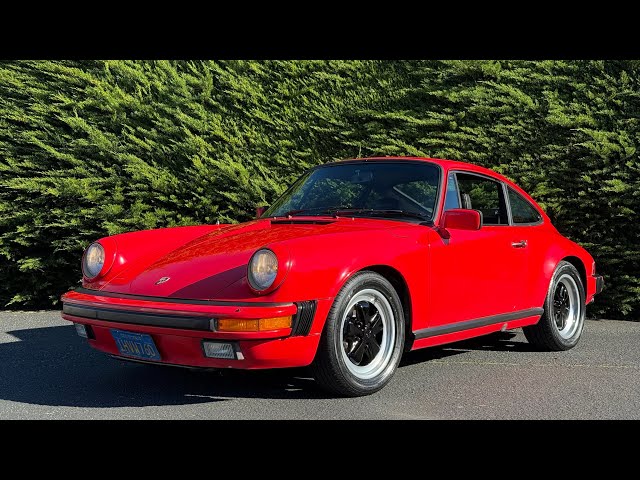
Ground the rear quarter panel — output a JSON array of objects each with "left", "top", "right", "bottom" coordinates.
[{"left": 527, "top": 223, "right": 596, "bottom": 307}]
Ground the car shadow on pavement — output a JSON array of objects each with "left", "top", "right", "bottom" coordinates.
[
  {"left": 400, "top": 331, "right": 537, "bottom": 367},
  {"left": 453, "top": 331, "right": 540, "bottom": 352},
  {"left": 0, "top": 325, "right": 330, "bottom": 407},
  {"left": 0, "top": 326, "right": 537, "bottom": 407}
]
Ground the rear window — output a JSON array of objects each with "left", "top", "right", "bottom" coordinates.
[{"left": 508, "top": 187, "right": 542, "bottom": 224}]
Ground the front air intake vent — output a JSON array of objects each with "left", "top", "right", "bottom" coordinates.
[{"left": 291, "top": 300, "right": 317, "bottom": 336}]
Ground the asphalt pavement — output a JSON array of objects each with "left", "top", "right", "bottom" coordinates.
[{"left": 1, "top": 311, "right": 639, "bottom": 419}]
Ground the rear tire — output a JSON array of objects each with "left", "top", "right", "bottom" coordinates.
[
  {"left": 312, "top": 271, "right": 405, "bottom": 397},
  {"left": 523, "top": 261, "right": 585, "bottom": 351}
]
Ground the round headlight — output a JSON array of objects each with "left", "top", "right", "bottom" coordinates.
[
  {"left": 248, "top": 249, "right": 278, "bottom": 291},
  {"left": 83, "top": 242, "right": 105, "bottom": 279}
]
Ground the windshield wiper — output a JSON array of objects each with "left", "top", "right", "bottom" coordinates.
[
  {"left": 276, "top": 205, "right": 352, "bottom": 217},
  {"left": 333, "top": 208, "right": 430, "bottom": 222},
  {"left": 274, "top": 207, "right": 430, "bottom": 223}
]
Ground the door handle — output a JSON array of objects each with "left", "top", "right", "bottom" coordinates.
[{"left": 511, "top": 240, "right": 527, "bottom": 248}]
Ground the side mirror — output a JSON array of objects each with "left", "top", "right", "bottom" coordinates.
[
  {"left": 441, "top": 209, "right": 482, "bottom": 231},
  {"left": 255, "top": 206, "right": 268, "bottom": 218}
]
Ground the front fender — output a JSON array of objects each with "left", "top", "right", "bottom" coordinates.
[
  {"left": 277, "top": 227, "right": 429, "bottom": 298},
  {"left": 251, "top": 225, "right": 434, "bottom": 332}
]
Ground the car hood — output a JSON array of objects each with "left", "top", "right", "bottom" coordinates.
[{"left": 101, "top": 217, "right": 403, "bottom": 299}]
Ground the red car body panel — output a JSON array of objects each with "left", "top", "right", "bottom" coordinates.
[{"left": 61, "top": 157, "right": 601, "bottom": 370}]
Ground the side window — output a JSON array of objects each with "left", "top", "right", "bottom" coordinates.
[
  {"left": 455, "top": 173, "right": 509, "bottom": 225},
  {"left": 444, "top": 172, "right": 460, "bottom": 210},
  {"left": 508, "top": 187, "right": 542, "bottom": 224}
]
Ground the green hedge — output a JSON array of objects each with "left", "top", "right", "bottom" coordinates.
[{"left": 0, "top": 60, "right": 638, "bottom": 319}]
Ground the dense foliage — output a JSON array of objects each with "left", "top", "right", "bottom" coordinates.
[{"left": 0, "top": 60, "right": 638, "bottom": 318}]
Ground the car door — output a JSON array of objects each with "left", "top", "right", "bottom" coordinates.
[
  {"left": 505, "top": 184, "right": 545, "bottom": 310},
  {"left": 428, "top": 171, "right": 530, "bottom": 329}
]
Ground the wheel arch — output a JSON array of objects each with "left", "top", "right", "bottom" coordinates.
[
  {"left": 357, "top": 265, "right": 413, "bottom": 352},
  {"left": 535, "top": 240, "right": 592, "bottom": 308},
  {"left": 561, "top": 256, "right": 587, "bottom": 295}
]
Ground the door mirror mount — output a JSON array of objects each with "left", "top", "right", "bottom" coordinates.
[{"left": 255, "top": 206, "right": 268, "bottom": 218}]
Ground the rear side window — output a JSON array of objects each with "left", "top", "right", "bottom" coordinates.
[
  {"left": 455, "top": 173, "right": 509, "bottom": 225},
  {"left": 508, "top": 187, "right": 542, "bottom": 224}
]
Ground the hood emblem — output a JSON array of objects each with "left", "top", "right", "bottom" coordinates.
[{"left": 155, "top": 276, "right": 171, "bottom": 285}]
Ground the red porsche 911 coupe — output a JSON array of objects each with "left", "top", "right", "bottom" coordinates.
[{"left": 61, "top": 157, "right": 604, "bottom": 396}]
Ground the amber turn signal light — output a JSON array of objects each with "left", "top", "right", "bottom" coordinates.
[{"left": 216, "top": 316, "right": 292, "bottom": 332}]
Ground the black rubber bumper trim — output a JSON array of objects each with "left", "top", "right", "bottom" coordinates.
[
  {"left": 594, "top": 275, "right": 604, "bottom": 295},
  {"left": 290, "top": 300, "right": 317, "bottom": 336},
  {"left": 63, "top": 303, "right": 211, "bottom": 331},
  {"left": 72, "top": 287, "right": 292, "bottom": 307},
  {"left": 413, "top": 307, "right": 544, "bottom": 340}
]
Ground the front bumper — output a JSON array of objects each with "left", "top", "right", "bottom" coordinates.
[{"left": 61, "top": 288, "right": 326, "bottom": 369}]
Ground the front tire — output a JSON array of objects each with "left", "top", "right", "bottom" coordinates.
[
  {"left": 312, "top": 271, "right": 405, "bottom": 397},
  {"left": 523, "top": 260, "right": 585, "bottom": 351}
]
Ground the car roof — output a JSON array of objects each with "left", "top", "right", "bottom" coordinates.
[{"left": 325, "top": 156, "right": 512, "bottom": 184}]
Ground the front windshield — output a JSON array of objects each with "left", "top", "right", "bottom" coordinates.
[{"left": 263, "top": 161, "right": 441, "bottom": 223}]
